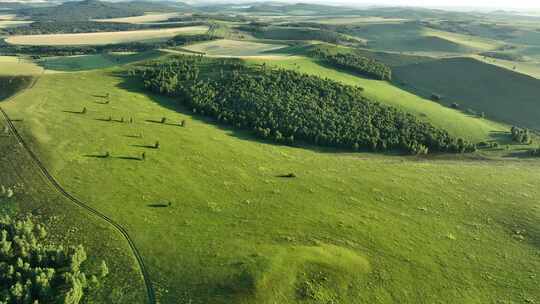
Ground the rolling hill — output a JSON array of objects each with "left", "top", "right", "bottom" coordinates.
[{"left": 1, "top": 57, "right": 538, "bottom": 303}]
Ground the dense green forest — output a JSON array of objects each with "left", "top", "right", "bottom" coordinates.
[
  {"left": 0, "top": 76, "right": 34, "bottom": 101},
  {"left": 132, "top": 56, "right": 475, "bottom": 154},
  {"left": 0, "top": 34, "right": 216, "bottom": 56},
  {"left": 314, "top": 49, "right": 392, "bottom": 80},
  {"left": 0, "top": 216, "right": 108, "bottom": 304}
]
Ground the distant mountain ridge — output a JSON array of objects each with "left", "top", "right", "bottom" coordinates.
[{"left": 14, "top": 0, "right": 190, "bottom": 21}]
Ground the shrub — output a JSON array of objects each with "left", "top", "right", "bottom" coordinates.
[
  {"left": 0, "top": 216, "right": 107, "bottom": 304},
  {"left": 529, "top": 146, "right": 540, "bottom": 157},
  {"left": 511, "top": 126, "right": 531, "bottom": 144}
]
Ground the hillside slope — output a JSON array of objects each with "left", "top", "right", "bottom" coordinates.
[
  {"left": 2, "top": 66, "right": 539, "bottom": 303},
  {"left": 393, "top": 57, "right": 540, "bottom": 129}
]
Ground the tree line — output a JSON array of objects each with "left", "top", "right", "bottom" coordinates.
[
  {"left": 313, "top": 49, "right": 392, "bottom": 81},
  {"left": 0, "top": 216, "right": 108, "bottom": 304},
  {"left": 0, "top": 34, "right": 217, "bottom": 57},
  {"left": 1, "top": 21, "right": 206, "bottom": 36},
  {"left": 132, "top": 56, "right": 475, "bottom": 154}
]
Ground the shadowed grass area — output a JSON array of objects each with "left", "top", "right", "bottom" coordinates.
[
  {"left": 2, "top": 65, "right": 539, "bottom": 303},
  {"left": 392, "top": 57, "right": 540, "bottom": 130}
]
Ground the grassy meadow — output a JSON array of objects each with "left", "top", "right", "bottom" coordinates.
[
  {"left": 2, "top": 57, "right": 539, "bottom": 303},
  {"left": 5, "top": 26, "right": 209, "bottom": 46},
  {"left": 0, "top": 55, "right": 44, "bottom": 75},
  {"left": 0, "top": 90, "right": 147, "bottom": 304},
  {"left": 37, "top": 51, "right": 162, "bottom": 72}
]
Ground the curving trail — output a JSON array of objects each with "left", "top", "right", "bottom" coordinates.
[{"left": 0, "top": 78, "right": 156, "bottom": 304}]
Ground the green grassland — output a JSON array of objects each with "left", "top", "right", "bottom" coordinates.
[
  {"left": 0, "top": 96, "right": 147, "bottom": 303},
  {"left": 2, "top": 58, "right": 539, "bottom": 303},
  {"left": 337, "top": 22, "right": 502, "bottom": 55},
  {"left": 37, "top": 51, "right": 162, "bottom": 72},
  {"left": 392, "top": 57, "right": 540, "bottom": 130},
  {"left": 0, "top": 55, "right": 44, "bottom": 75}
]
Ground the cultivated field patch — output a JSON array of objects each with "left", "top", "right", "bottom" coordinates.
[
  {"left": 5, "top": 26, "right": 209, "bottom": 46},
  {"left": 184, "top": 39, "right": 289, "bottom": 56},
  {"left": 94, "top": 12, "right": 181, "bottom": 24}
]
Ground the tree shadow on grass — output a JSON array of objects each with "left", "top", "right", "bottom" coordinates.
[
  {"left": 62, "top": 110, "right": 85, "bottom": 114},
  {"left": 147, "top": 203, "right": 170, "bottom": 208},
  {"left": 83, "top": 153, "right": 109, "bottom": 158},
  {"left": 131, "top": 144, "right": 157, "bottom": 149}
]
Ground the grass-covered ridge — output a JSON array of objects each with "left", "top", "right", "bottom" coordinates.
[{"left": 134, "top": 55, "right": 475, "bottom": 154}]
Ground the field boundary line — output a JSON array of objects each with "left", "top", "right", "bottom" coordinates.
[{"left": 0, "top": 78, "right": 156, "bottom": 304}]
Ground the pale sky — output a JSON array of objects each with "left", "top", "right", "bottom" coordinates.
[{"left": 310, "top": 0, "right": 540, "bottom": 9}]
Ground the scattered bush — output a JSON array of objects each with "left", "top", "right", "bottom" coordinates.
[
  {"left": 430, "top": 94, "right": 442, "bottom": 101},
  {"left": 511, "top": 126, "right": 532, "bottom": 144}
]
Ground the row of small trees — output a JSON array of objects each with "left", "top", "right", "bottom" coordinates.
[
  {"left": 133, "top": 56, "right": 475, "bottom": 155},
  {"left": 314, "top": 50, "right": 392, "bottom": 81},
  {"left": 0, "top": 216, "right": 108, "bottom": 304}
]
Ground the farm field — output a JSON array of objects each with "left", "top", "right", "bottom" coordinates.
[
  {"left": 2, "top": 63, "right": 539, "bottom": 303},
  {"left": 313, "top": 16, "right": 407, "bottom": 24},
  {"left": 184, "top": 39, "right": 289, "bottom": 56},
  {"left": 392, "top": 57, "right": 540, "bottom": 130},
  {"left": 94, "top": 12, "right": 181, "bottom": 24},
  {"left": 5, "top": 26, "right": 209, "bottom": 46},
  {"left": 0, "top": 20, "right": 32, "bottom": 28}
]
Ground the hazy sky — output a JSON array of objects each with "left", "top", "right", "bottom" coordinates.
[{"left": 317, "top": 0, "right": 540, "bottom": 9}]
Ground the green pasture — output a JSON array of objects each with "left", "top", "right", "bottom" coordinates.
[
  {"left": 37, "top": 51, "right": 163, "bottom": 72},
  {"left": 0, "top": 55, "right": 44, "bottom": 75},
  {"left": 0, "top": 103, "right": 147, "bottom": 303},
  {"left": 2, "top": 63, "right": 539, "bottom": 303}
]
